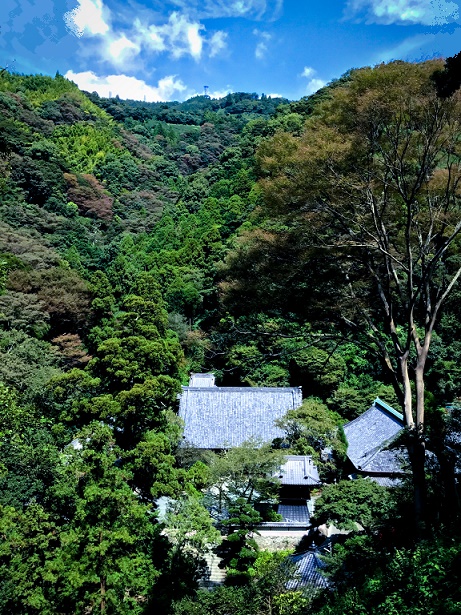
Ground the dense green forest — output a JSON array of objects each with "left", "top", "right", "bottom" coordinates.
[{"left": 1, "top": 57, "right": 461, "bottom": 614}]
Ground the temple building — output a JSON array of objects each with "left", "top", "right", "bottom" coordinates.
[
  {"left": 179, "top": 373, "right": 303, "bottom": 450},
  {"left": 179, "top": 374, "right": 319, "bottom": 527},
  {"left": 343, "top": 397, "right": 407, "bottom": 486}
]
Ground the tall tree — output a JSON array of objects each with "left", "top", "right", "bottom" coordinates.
[
  {"left": 205, "top": 441, "right": 284, "bottom": 517},
  {"left": 49, "top": 422, "right": 161, "bottom": 615},
  {"left": 228, "top": 60, "right": 461, "bottom": 531},
  {"left": 432, "top": 50, "right": 461, "bottom": 99}
]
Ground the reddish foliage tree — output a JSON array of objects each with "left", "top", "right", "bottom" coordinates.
[
  {"left": 64, "top": 172, "right": 113, "bottom": 220},
  {"left": 8, "top": 267, "right": 91, "bottom": 335}
]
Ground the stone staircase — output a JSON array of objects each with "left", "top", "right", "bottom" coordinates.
[{"left": 200, "top": 552, "right": 226, "bottom": 588}]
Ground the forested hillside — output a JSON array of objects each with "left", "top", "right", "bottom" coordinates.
[{"left": 1, "top": 59, "right": 461, "bottom": 614}]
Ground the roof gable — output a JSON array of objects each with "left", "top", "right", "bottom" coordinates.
[
  {"left": 344, "top": 398, "right": 404, "bottom": 474},
  {"left": 288, "top": 550, "right": 329, "bottom": 589},
  {"left": 278, "top": 455, "right": 321, "bottom": 486},
  {"left": 189, "top": 373, "right": 216, "bottom": 387}
]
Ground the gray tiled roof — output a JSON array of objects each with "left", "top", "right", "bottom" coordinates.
[
  {"left": 344, "top": 398, "right": 405, "bottom": 475},
  {"left": 278, "top": 503, "right": 310, "bottom": 524},
  {"left": 360, "top": 447, "right": 407, "bottom": 474},
  {"left": 287, "top": 550, "right": 329, "bottom": 590},
  {"left": 369, "top": 476, "right": 403, "bottom": 488},
  {"left": 278, "top": 455, "right": 321, "bottom": 486},
  {"left": 179, "top": 384, "right": 302, "bottom": 449}
]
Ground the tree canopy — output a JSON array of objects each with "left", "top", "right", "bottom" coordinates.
[
  {"left": 2, "top": 58, "right": 461, "bottom": 613},
  {"left": 222, "top": 59, "right": 461, "bottom": 530}
]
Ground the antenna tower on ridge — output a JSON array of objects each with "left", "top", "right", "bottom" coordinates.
[{"left": 203, "top": 85, "right": 210, "bottom": 99}]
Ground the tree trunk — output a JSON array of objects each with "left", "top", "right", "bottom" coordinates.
[
  {"left": 415, "top": 358, "right": 426, "bottom": 431},
  {"left": 400, "top": 355, "right": 414, "bottom": 428},
  {"left": 407, "top": 435, "right": 426, "bottom": 538},
  {"left": 99, "top": 530, "right": 106, "bottom": 614},
  {"left": 100, "top": 576, "right": 106, "bottom": 614},
  {"left": 402, "top": 356, "right": 427, "bottom": 537},
  {"left": 413, "top": 354, "right": 429, "bottom": 535}
]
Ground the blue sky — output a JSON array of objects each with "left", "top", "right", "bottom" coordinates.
[{"left": 1, "top": 0, "right": 461, "bottom": 101}]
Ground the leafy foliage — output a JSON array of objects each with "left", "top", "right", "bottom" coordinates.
[
  {"left": 314, "top": 478, "right": 394, "bottom": 530},
  {"left": 2, "top": 61, "right": 461, "bottom": 614},
  {"left": 316, "top": 535, "right": 461, "bottom": 615},
  {"left": 276, "top": 398, "right": 347, "bottom": 480},
  {"left": 204, "top": 441, "right": 284, "bottom": 516}
]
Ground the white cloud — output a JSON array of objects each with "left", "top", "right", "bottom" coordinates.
[
  {"left": 141, "top": 28, "right": 166, "bottom": 54},
  {"left": 167, "top": 0, "right": 283, "bottom": 21},
  {"left": 345, "top": 0, "right": 459, "bottom": 25},
  {"left": 208, "top": 87, "right": 233, "bottom": 98},
  {"left": 375, "top": 32, "right": 434, "bottom": 62},
  {"left": 169, "top": 12, "right": 203, "bottom": 59},
  {"left": 299, "top": 65, "right": 326, "bottom": 95},
  {"left": 134, "top": 12, "right": 205, "bottom": 61},
  {"left": 253, "top": 29, "right": 271, "bottom": 59},
  {"left": 64, "top": 4, "right": 225, "bottom": 67},
  {"left": 305, "top": 78, "right": 326, "bottom": 95},
  {"left": 65, "top": 70, "right": 188, "bottom": 101},
  {"left": 64, "top": 0, "right": 110, "bottom": 37},
  {"left": 209, "top": 31, "right": 228, "bottom": 57},
  {"left": 185, "top": 23, "right": 204, "bottom": 60},
  {"left": 255, "top": 41, "right": 268, "bottom": 59},
  {"left": 108, "top": 35, "right": 140, "bottom": 64},
  {"left": 301, "top": 66, "right": 315, "bottom": 78}
]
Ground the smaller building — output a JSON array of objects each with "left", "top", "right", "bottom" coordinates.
[
  {"left": 276, "top": 455, "right": 321, "bottom": 524},
  {"left": 287, "top": 545, "right": 329, "bottom": 590},
  {"left": 279, "top": 455, "right": 321, "bottom": 490},
  {"left": 344, "top": 397, "right": 406, "bottom": 484},
  {"left": 254, "top": 456, "right": 321, "bottom": 530}
]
